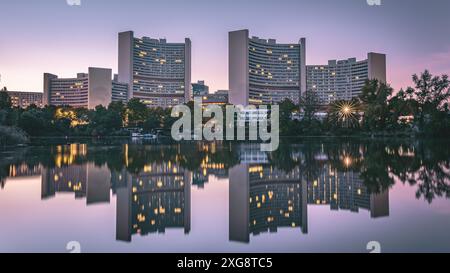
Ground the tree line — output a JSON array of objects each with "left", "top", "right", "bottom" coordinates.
[
  {"left": 0, "top": 95, "right": 176, "bottom": 138},
  {"left": 1, "top": 69, "right": 449, "bottom": 141},
  {"left": 279, "top": 70, "right": 450, "bottom": 137}
]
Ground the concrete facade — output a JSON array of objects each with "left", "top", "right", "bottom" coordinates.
[
  {"left": 306, "top": 53, "right": 387, "bottom": 104},
  {"left": 118, "top": 31, "right": 191, "bottom": 108},
  {"left": 43, "top": 68, "right": 128, "bottom": 109},
  {"left": 229, "top": 29, "right": 307, "bottom": 106}
]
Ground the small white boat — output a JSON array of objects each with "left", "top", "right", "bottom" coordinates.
[
  {"left": 131, "top": 132, "right": 158, "bottom": 139},
  {"left": 143, "top": 134, "right": 157, "bottom": 140}
]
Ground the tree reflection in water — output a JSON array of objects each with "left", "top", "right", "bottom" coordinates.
[{"left": 1, "top": 139, "right": 449, "bottom": 204}]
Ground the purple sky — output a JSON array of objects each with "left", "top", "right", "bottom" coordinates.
[{"left": 1, "top": 0, "right": 449, "bottom": 93}]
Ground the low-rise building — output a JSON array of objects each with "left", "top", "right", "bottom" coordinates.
[
  {"left": 7, "top": 91, "right": 43, "bottom": 108},
  {"left": 43, "top": 68, "right": 129, "bottom": 109}
]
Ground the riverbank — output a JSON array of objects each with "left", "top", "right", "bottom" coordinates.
[
  {"left": 0, "top": 127, "right": 445, "bottom": 148},
  {"left": 0, "top": 126, "right": 29, "bottom": 146}
]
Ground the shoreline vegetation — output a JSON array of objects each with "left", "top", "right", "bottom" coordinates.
[
  {"left": 1, "top": 70, "right": 449, "bottom": 146},
  {"left": 0, "top": 127, "right": 428, "bottom": 147},
  {"left": 0, "top": 126, "right": 29, "bottom": 146}
]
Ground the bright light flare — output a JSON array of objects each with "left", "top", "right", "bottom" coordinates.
[{"left": 331, "top": 100, "right": 359, "bottom": 123}]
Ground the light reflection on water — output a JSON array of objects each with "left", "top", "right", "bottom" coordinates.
[{"left": 0, "top": 139, "right": 449, "bottom": 253}]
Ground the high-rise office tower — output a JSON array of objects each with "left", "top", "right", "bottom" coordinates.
[
  {"left": 118, "top": 31, "right": 192, "bottom": 108},
  {"left": 43, "top": 67, "right": 128, "bottom": 109},
  {"left": 306, "top": 53, "right": 386, "bottom": 104},
  {"left": 229, "top": 29, "right": 306, "bottom": 106}
]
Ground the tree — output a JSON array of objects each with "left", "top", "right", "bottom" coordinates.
[
  {"left": 89, "top": 105, "right": 123, "bottom": 135},
  {"left": 126, "top": 98, "right": 148, "bottom": 127},
  {"left": 0, "top": 89, "right": 11, "bottom": 110},
  {"left": 359, "top": 79, "right": 393, "bottom": 131},
  {"left": 410, "top": 70, "right": 449, "bottom": 134},
  {"left": 18, "top": 109, "right": 47, "bottom": 136},
  {"left": 389, "top": 70, "right": 450, "bottom": 135},
  {"left": 412, "top": 70, "right": 449, "bottom": 107},
  {"left": 143, "top": 114, "right": 160, "bottom": 132},
  {"left": 299, "top": 91, "right": 319, "bottom": 123},
  {"left": 388, "top": 87, "right": 417, "bottom": 125},
  {"left": 279, "top": 98, "right": 297, "bottom": 119},
  {"left": 279, "top": 98, "right": 298, "bottom": 136},
  {"left": 298, "top": 92, "right": 322, "bottom": 135},
  {"left": 108, "top": 101, "right": 126, "bottom": 125},
  {"left": 101, "top": 111, "right": 123, "bottom": 132},
  {"left": 0, "top": 88, "right": 13, "bottom": 126}
]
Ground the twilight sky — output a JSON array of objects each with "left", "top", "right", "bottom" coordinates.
[{"left": 0, "top": 0, "right": 449, "bottom": 93}]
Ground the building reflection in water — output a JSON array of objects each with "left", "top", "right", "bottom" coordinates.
[
  {"left": 229, "top": 163, "right": 308, "bottom": 243},
  {"left": 2, "top": 142, "right": 392, "bottom": 244},
  {"left": 229, "top": 145, "right": 389, "bottom": 243},
  {"left": 115, "top": 164, "right": 191, "bottom": 242},
  {"left": 8, "top": 163, "right": 42, "bottom": 178},
  {"left": 41, "top": 144, "right": 111, "bottom": 204},
  {"left": 308, "top": 165, "right": 389, "bottom": 218},
  {"left": 38, "top": 144, "right": 191, "bottom": 242}
]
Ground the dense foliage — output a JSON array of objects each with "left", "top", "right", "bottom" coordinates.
[
  {"left": 0, "top": 97, "right": 174, "bottom": 138},
  {"left": 279, "top": 70, "right": 450, "bottom": 137},
  {"left": 0, "top": 70, "right": 449, "bottom": 140}
]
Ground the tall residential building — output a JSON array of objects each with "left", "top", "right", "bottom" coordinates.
[
  {"left": 6, "top": 91, "right": 43, "bottom": 108},
  {"left": 229, "top": 29, "right": 306, "bottom": 106},
  {"left": 43, "top": 68, "right": 128, "bottom": 109},
  {"left": 118, "top": 31, "right": 191, "bottom": 108},
  {"left": 192, "top": 80, "right": 209, "bottom": 96},
  {"left": 306, "top": 53, "right": 386, "bottom": 104}
]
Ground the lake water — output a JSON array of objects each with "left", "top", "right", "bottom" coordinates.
[{"left": 1, "top": 138, "right": 449, "bottom": 253}]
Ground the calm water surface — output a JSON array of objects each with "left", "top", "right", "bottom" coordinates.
[{"left": 1, "top": 139, "right": 449, "bottom": 253}]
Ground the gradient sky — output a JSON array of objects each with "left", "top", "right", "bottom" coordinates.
[{"left": 1, "top": 0, "right": 449, "bottom": 93}]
